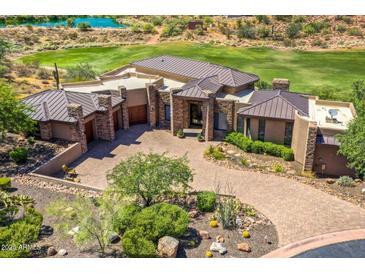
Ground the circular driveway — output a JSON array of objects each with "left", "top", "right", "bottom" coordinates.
[{"left": 71, "top": 125, "right": 365, "bottom": 247}]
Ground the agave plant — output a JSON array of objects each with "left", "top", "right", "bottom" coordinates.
[{"left": 215, "top": 197, "right": 241, "bottom": 229}]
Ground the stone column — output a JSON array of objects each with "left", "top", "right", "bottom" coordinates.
[
  {"left": 39, "top": 122, "right": 52, "bottom": 141},
  {"left": 272, "top": 78, "right": 290, "bottom": 91},
  {"left": 146, "top": 83, "right": 157, "bottom": 128},
  {"left": 96, "top": 95, "right": 115, "bottom": 141},
  {"left": 119, "top": 87, "right": 129, "bottom": 129},
  {"left": 303, "top": 122, "right": 318, "bottom": 171},
  {"left": 202, "top": 91, "right": 215, "bottom": 141},
  {"left": 170, "top": 88, "right": 183, "bottom": 135},
  {"left": 67, "top": 103, "right": 87, "bottom": 153}
]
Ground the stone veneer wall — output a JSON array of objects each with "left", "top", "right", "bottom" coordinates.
[
  {"left": 95, "top": 95, "right": 115, "bottom": 141},
  {"left": 215, "top": 99, "right": 235, "bottom": 132},
  {"left": 39, "top": 122, "right": 52, "bottom": 140},
  {"left": 67, "top": 104, "right": 88, "bottom": 153},
  {"left": 146, "top": 84, "right": 157, "bottom": 127},
  {"left": 202, "top": 94, "right": 215, "bottom": 141},
  {"left": 158, "top": 91, "right": 171, "bottom": 129},
  {"left": 303, "top": 123, "right": 318, "bottom": 171},
  {"left": 170, "top": 89, "right": 184, "bottom": 135}
]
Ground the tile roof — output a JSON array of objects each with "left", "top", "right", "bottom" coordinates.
[
  {"left": 22, "top": 90, "right": 124, "bottom": 123},
  {"left": 238, "top": 90, "right": 309, "bottom": 120},
  {"left": 132, "top": 55, "right": 259, "bottom": 87},
  {"left": 175, "top": 76, "right": 223, "bottom": 99}
]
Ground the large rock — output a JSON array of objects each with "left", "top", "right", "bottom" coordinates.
[
  {"left": 188, "top": 209, "right": 199, "bottom": 218},
  {"left": 47, "top": 246, "right": 57, "bottom": 256},
  {"left": 237, "top": 242, "right": 251, "bottom": 253},
  {"left": 210, "top": 242, "right": 227, "bottom": 255},
  {"left": 157, "top": 236, "right": 179, "bottom": 258},
  {"left": 198, "top": 230, "right": 211, "bottom": 240},
  {"left": 58, "top": 249, "right": 68, "bottom": 256}
]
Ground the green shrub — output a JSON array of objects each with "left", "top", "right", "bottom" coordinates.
[
  {"left": 204, "top": 145, "right": 225, "bottom": 160},
  {"left": 132, "top": 203, "right": 189, "bottom": 241},
  {"left": 303, "top": 24, "right": 316, "bottom": 35},
  {"left": 113, "top": 204, "right": 141, "bottom": 234},
  {"left": 272, "top": 163, "right": 285, "bottom": 173},
  {"left": 347, "top": 27, "right": 363, "bottom": 37},
  {"left": 122, "top": 228, "right": 157, "bottom": 258},
  {"left": 176, "top": 129, "right": 185, "bottom": 138},
  {"left": 238, "top": 24, "right": 256, "bottom": 39},
  {"left": 255, "top": 80, "right": 272, "bottom": 90},
  {"left": 240, "top": 157, "right": 249, "bottom": 167},
  {"left": 257, "top": 26, "right": 271, "bottom": 38},
  {"left": 337, "top": 176, "right": 355, "bottom": 187},
  {"left": 77, "top": 22, "right": 91, "bottom": 32},
  {"left": 255, "top": 15, "right": 270, "bottom": 25},
  {"left": 27, "top": 136, "right": 35, "bottom": 145},
  {"left": 197, "top": 191, "right": 216, "bottom": 212},
  {"left": 9, "top": 147, "right": 28, "bottom": 164},
  {"left": 336, "top": 24, "right": 347, "bottom": 33},
  {"left": 0, "top": 177, "right": 11, "bottom": 189},
  {"left": 224, "top": 132, "right": 294, "bottom": 161},
  {"left": 286, "top": 23, "right": 302, "bottom": 38}
]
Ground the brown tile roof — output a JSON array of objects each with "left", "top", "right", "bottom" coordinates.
[
  {"left": 175, "top": 76, "right": 222, "bottom": 99},
  {"left": 132, "top": 55, "right": 259, "bottom": 87},
  {"left": 23, "top": 90, "right": 124, "bottom": 123},
  {"left": 238, "top": 90, "right": 309, "bottom": 120}
]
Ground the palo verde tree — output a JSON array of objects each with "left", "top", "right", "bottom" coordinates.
[
  {"left": 0, "top": 81, "right": 35, "bottom": 140},
  {"left": 107, "top": 152, "right": 193, "bottom": 207},
  {"left": 337, "top": 80, "right": 365, "bottom": 178}
]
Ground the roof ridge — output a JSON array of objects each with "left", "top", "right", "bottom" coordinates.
[{"left": 277, "top": 92, "right": 306, "bottom": 115}]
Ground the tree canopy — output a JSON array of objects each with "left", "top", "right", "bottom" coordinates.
[
  {"left": 0, "top": 81, "right": 35, "bottom": 139},
  {"left": 107, "top": 152, "right": 193, "bottom": 206}
]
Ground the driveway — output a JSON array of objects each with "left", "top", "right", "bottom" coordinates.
[{"left": 70, "top": 124, "right": 365, "bottom": 246}]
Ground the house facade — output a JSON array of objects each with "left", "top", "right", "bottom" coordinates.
[{"left": 23, "top": 55, "right": 356, "bottom": 177}]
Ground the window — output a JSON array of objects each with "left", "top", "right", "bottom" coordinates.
[
  {"left": 237, "top": 115, "right": 244, "bottom": 133},
  {"left": 284, "top": 122, "right": 294, "bottom": 146},
  {"left": 246, "top": 118, "right": 251, "bottom": 138},
  {"left": 164, "top": 104, "right": 171, "bottom": 121},
  {"left": 258, "top": 118, "right": 265, "bottom": 141},
  {"left": 214, "top": 112, "right": 228, "bottom": 130}
]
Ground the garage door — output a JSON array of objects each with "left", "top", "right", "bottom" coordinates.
[
  {"left": 128, "top": 105, "right": 147, "bottom": 125},
  {"left": 113, "top": 111, "right": 119, "bottom": 131},
  {"left": 84, "top": 120, "right": 94, "bottom": 144}
]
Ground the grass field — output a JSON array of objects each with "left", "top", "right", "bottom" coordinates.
[{"left": 19, "top": 42, "right": 365, "bottom": 99}]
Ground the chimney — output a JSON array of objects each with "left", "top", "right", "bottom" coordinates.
[{"left": 272, "top": 78, "right": 290, "bottom": 92}]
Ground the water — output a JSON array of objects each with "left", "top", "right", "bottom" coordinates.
[{"left": 0, "top": 17, "right": 127, "bottom": 28}]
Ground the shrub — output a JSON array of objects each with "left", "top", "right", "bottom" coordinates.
[
  {"left": 303, "top": 24, "right": 316, "bottom": 35},
  {"left": 197, "top": 191, "right": 216, "bottom": 212},
  {"left": 286, "top": 23, "right": 302, "bottom": 38},
  {"left": 337, "top": 176, "right": 355, "bottom": 187},
  {"left": 272, "top": 163, "right": 285, "bottom": 173},
  {"left": 204, "top": 145, "right": 225, "bottom": 160},
  {"left": 240, "top": 157, "right": 249, "bottom": 167},
  {"left": 143, "top": 23, "right": 156, "bottom": 34},
  {"left": 242, "top": 205, "right": 257, "bottom": 217},
  {"left": 113, "top": 204, "right": 141, "bottom": 234},
  {"left": 257, "top": 26, "right": 271, "bottom": 38},
  {"left": 197, "top": 132, "right": 205, "bottom": 142},
  {"left": 66, "top": 63, "right": 96, "bottom": 82},
  {"left": 215, "top": 197, "right": 241, "bottom": 229},
  {"left": 238, "top": 24, "right": 256, "bottom": 39},
  {"left": 151, "top": 16, "right": 163, "bottom": 26},
  {"left": 36, "top": 68, "right": 50, "bottom": 80},
  {"left": 0, "top": 177, "right": 11, "bottom": 189},
  {"left": 274, "top": 16, "right": 292, "bottom": 22},
  {"left": 9, "top": 147, "right": 28, "bottom": 164},
  {"left": 255, "top": 15, "right": 270, "bottom": 25},
  {"left": 342, "top": 16, "right": 353, "bottom": 24},
  {"left": 336, "top": 24, "right": 347, "bottom": 33},
  {"left": 122, "top": 228, "right": 156, "bottom": 258},
  {"left": 176, "top": 129, "right": 185, "bottom": 138},
  {"left": 132, "top": 203, "right": 189, "bottom": 241},
  {"left": 347, "top": 27, "right": 363, "bottom": 37},
  {"left": 77, "top": 22, "right": 91, "bottom": 32},
  {"left": 224, "top": 132, "right": 294, "bottom": 161},
  {"left": 255, "top": 80, "right": 272, "bottom": 90},
  {"left": 27, "top": 136, "right": 35, "bottom": 145}
]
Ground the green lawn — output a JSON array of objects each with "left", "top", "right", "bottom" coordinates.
[{"left": 19, "top": 42, "right": 365, "bottom": 99}]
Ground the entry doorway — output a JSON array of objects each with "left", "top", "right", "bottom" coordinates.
[{"left": 189, "top": 103, "right": 203, "bottom": 127}]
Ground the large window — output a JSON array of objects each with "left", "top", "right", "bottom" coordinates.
[
  {"left": 214, "top": 112, "right": 228, "bottom": 130},
  {"left": 258, "top": 118, "right": 265, "bottom": 141},
  {"left": 237, "top": 115, "right": 244, "bottom": 133},
  {"left": 164, "top": 104, "right": 171, "bottom": 121},
  {"left": 284, "top": 122, "right": 294, "bottom": 146}
]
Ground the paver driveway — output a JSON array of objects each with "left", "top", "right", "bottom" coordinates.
[{"left": 70, "top": 125, "right": 365, "bottom": 246}]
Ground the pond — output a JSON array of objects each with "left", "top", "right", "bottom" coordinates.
[{"left": 0, "top": 17, "right": 127, "bottom": 28}]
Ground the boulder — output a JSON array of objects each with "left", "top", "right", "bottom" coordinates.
[
  {"left": 210, "top": 242, "right": 227, "bottom": 255},
  {"left": 157, "top": 236, "right": 179, "bottom": 258},
  {"left": 58, "top": 249, "right": 68, "bottom": 256},
  {"left": 199, "top": 230, "right": 211, "bottom": 240},
  {"left": 188, "top": 209, "right": 199, "bottom": 218},
  {"left": 237, "top": 242, "right": 251, "bottom": 253},
  {"left": 47, "top": 246, "right": 57, "bottom": 256},
  {"left": 326, "top": 179, "right": 336, "bottom": 184}
]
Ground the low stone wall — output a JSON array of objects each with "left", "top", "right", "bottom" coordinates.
[{"left": 32, "top": 142, "right": 82, "bottom": 176}]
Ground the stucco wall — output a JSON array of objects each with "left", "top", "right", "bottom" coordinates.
[
  {"left": 292, "top": 113, "right": 311, "bottom": 165},
  {"left": 51, "top": 122, "right": 78, "bottom": 141},
  {"left": 246, "top": 117, "right": 287, "bottom": 144},
  {"left": 33, "top": 142, "right": 82, "bottom": 176},
  {"left": 313, "top": 144, "right": 355, "bottom": 177},
  {"left": 127, "top": 89, "right": 148, "bottom": 107}
]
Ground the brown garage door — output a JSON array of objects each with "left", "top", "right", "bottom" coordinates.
[
  {"left": 128, "top": 105, "right": 147, "bottom": 125},
  {"left": 84, "top": 120, "right": 94, "bottom": 144},
  {"left": 113, "top": 111, "right": 119, "bottom": 131}
]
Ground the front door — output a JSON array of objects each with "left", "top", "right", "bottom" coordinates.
[
  {"left": 190, "top": 103, "right": 203, "bottom": 127},
  {"left": 84, "top": 120, "right": 94, "bottom": 144}
]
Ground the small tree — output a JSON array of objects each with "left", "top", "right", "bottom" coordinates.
[
  {"left": 47, "top": 193, "right": 127, "bottom": 256},
  {"left": 0, "top": 81, "right": 35, "bottom": 140},
  {"left": 286, "top": 22, "right": 302, "bottom": 38},
  {"left": 66, "top": 18, "right": 74, "bottom": 28},
  {"left": 77, "top": 22, "right": 91, "bottom": 32},
  {"left": 107, "top": 152, "right": 193, "bottom": 206},
  {"left": 351, "top": 80, "right": 365, "bottom": 116},
  {"left": 66, "top": 63, "right": 97, "bottom": 82}
]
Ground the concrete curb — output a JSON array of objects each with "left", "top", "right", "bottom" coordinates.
[{"left": 262, "top": 228, "right": 365, "bottom": 258}]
